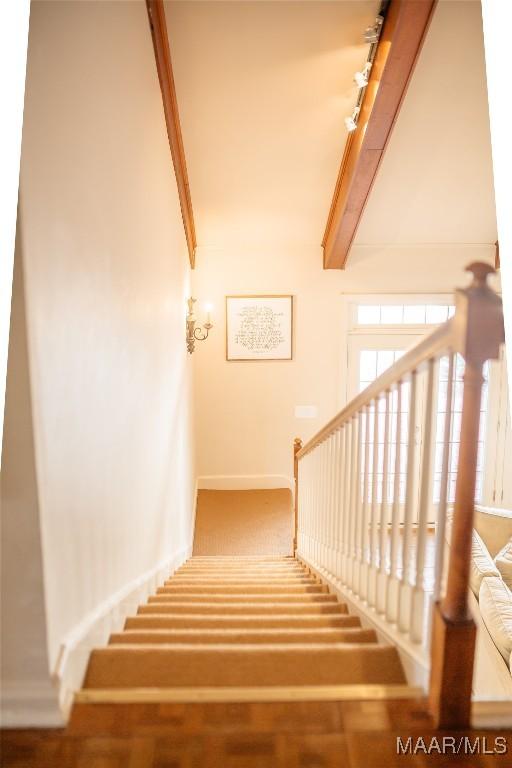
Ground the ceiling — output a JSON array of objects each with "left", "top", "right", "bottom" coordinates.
[
  {"left": 165, "top": 0, "right": 496, "bottom": 256},
  {"left": 165, "top": 0, "right": 379, "bottom": 249}
]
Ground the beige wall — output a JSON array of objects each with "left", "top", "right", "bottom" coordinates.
[
  {"left": 10, "top": 0, "right": 195, "bottom": 685},
  {"left": 192, "top": 243, "right": 496, "bottom": 486}
]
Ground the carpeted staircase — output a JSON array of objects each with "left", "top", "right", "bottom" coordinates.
[{"left": 81, "top": 556, "right": 406, "bottom": 693}]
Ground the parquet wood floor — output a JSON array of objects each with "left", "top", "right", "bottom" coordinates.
[{"left": 2, "top": 698, "right": 510, "bottom": 767}]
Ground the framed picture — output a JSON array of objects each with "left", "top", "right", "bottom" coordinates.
[{"left": 226, "top": 295, "right": 293, "bottom": 361}]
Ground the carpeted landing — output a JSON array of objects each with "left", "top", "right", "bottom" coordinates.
[
  {"left": 192, "top": 489, "right": 293, "bottom": 556},
  {"left": 81, "top": 556, "right": 406, "bottom": 692}
]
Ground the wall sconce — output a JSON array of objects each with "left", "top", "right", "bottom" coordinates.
[{"left": 186, "top": 297, "right": 213, "bottom": 354}]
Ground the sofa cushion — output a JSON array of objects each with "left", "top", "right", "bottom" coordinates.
[
  {"left": 469, "top": 529, "right": 500, "bottom": 597},
  {"left": 475, "top": 506, "right": 512, "bottom": 558},
  {"left": 495, "top": 539, "right": 512, "bottom": 591},
  {"left": 445, "top": 513, "right": 500, "bottom": 596},
  {"left": 479, "top": 576, "right": 512, "bottom": 665}
]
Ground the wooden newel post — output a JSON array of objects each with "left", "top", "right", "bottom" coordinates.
[
  {"left": 429, "top": 262, "right": 505, "bottom": 729},
  {"left": 293, "top": 438, "right": 303, "bottom": 554}
]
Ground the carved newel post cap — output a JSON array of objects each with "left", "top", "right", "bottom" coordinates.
[
  {"left": 294, "top": 438, "right": 303, "bottom": 454},
  {"left": 465, "top": 261, "right": 495, "bottom": 288}
]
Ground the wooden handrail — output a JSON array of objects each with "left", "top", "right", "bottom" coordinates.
[{"left": 294, "top": 262, "right": 505, "bottom": 730}]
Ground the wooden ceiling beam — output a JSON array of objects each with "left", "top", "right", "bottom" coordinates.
[
  {"left": 323, "top": 0, "right": 437, "bottom": 270},
  {"left": 146, "top": 0, "right": 197, "bottom": 268}
]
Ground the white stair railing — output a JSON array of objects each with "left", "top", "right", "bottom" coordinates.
[{"left": 293, "top": 263, "right": 505, "bottom": 729}]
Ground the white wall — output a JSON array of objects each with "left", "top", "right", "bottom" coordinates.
[
  {"left": 1, "top": 233, "right": 62, "bottom": 726},
  {"left": 2, "top": 0, "right": 195, "bottom": 716},
  {"left": 192, "top": 243, "right": 496, "bottom": 486}
]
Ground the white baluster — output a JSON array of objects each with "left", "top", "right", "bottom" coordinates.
[
  {"left": 360, "top": 405, "right": 371, "bottom": 601},
  {"left": 328, "top": 433, "right": 337, "bottom": 575},
  {"left": 347, "top": 415, "right": 358, "bottom": 590},
  {"left": 332, "top": 429, "right": 342, "bottom": 582},
  {"left": 321, "top": 440, "right": 329, "bottom": 569},
  {"left": 326, "top": 436, "right": 333, "bottom": 572},
  {"left": 377, "top": 389, "right": 391, "bottom": 614},
  {"left": 308, "top": 451, "right": 314, "bottom": 559},
  {"left": 433, "top": 352, "right": 455, "bottom": 603},
  {"left": 316, "top": 446, "right": 322, "bottom": 566},
  {"left": 311, "top": 447, "right": 320, "bottom": 563},
  {"left": 301, "top": 454, "right": 308, "bottom": 557},
  {"left": 411, "top": 358, "right": 436, "bottom": 643},
  {"left": 324, "top": 439, "right": 331, "bottom": 570},
  {"left": 368, "top": 398, "right": 380, "bottom": 607},
  {"left": 341, "top": 420, "right": 352, "bottom": 585},
  {"left": 398, "top": 371, "right": 418, "bottom": 633},
  {"left": 386, "top": 382, "right": 402, "bottom": 624},
  {"left": 315, "top": 443, "right": 323, "bottom": 566},
  {"left": 336, "top": 426, "right": 345, "bottom": 582},
  {"left": 352, "top": 411, "right": 363, "bottom": 595},
  {"left": 320, "top": 440, "right": 327, "bottom": 570}
]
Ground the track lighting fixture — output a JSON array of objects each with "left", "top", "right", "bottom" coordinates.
[{"left": 343, "top": 7, "right": 387, "bottom": 134}]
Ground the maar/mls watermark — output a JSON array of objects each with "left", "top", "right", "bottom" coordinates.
[{"left": 397, "top": 736, "right": 508, "bottom": 756}]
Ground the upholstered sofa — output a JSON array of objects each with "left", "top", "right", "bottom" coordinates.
[{"left": 465, "top": 506, "right": 512, "bottom": 700}]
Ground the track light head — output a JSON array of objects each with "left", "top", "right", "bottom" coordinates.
[
  {"left": 354, "top": 62, "right": 372, "bottom": 89},
  {"left": 354, "top": 71, "right": 368, "bottom": 88},
  {"left": 344, "top": 106, "right": 360, "bottom": 133}
]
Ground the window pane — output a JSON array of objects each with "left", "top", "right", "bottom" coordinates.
[
  {"left": 358, "top": 305, "right": 380, "bottom": 324},
  {"left": 426, "top": 305, "right": 449, "bottom": 323},
  {"left": 381, "top": 305, "right": 404, "bottom": 324},
  {"left": 376, "top": 350, "right": 396, "bottom": 376},
  {"left": 360, "top": 351, "right": 377, "bottom": 383},
  {"left": 355, "top": 302, "right": 454, "bottom": 327},
  {"left": 403, "top": 305, "right": 426, "bottom": 323}
]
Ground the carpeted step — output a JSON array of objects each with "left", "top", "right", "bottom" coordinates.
[
  {"left": 83, "top": 644, "right": 406, "bottom": 688},
  {"left": 165, "top": 573, "right": 320, "bottom": 586},
  {"left": 176, "top": 563, "right": 308, "bottom": 573},
  {"left": 125, "top": 614, "right": 361, "bottom": 630},
  {"left": 158, "top": 584, "right": 327, "bottom": 595},
  {"left": 181, "top": 560, "right": 304, "bottom": 564},
  {"left": 186, "top": 555, "right": 299, "bottom": 563},
  {"left": 109, "top": 628, "right": 378, "bottom": 645},
  {"left": 138, "top": 602, "right": 347, "bottom": 615},
  {"left": 78, "top": 549, "right": 407, "bottom": 706},
  {"left": 148, "top": 593, "right": 337, "bottom": 604},
  {"left": 176, "top": 570, "right": 308, "bottom": 577},
  {"left": 171, "top": 568, "right": 312, "bottom": 573}
]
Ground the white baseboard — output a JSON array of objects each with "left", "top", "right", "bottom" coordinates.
[
  {"left": 1, "top": 682, "right": 64, "bottom": 728},
  {"left": 197, "top": 475, "right": 293, "bottom": 491},
  {"left": 53, "top": 544, "right": 192, "bottom": 720}
]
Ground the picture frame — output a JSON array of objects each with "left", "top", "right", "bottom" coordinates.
[{"left": 225, "top": 295, "right": 293, "bottom": 361}]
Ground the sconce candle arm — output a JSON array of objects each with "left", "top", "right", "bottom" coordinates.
[
  {"left": 193, "top": 326, "right": 210, "bottom": 342},
  {"left": 186, "top": 297, "right": 213, "bottom": 353}
]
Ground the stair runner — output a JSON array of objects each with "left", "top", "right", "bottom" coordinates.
[{"left": 82, "top": 557, "right": 406, "bottom": 692}]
